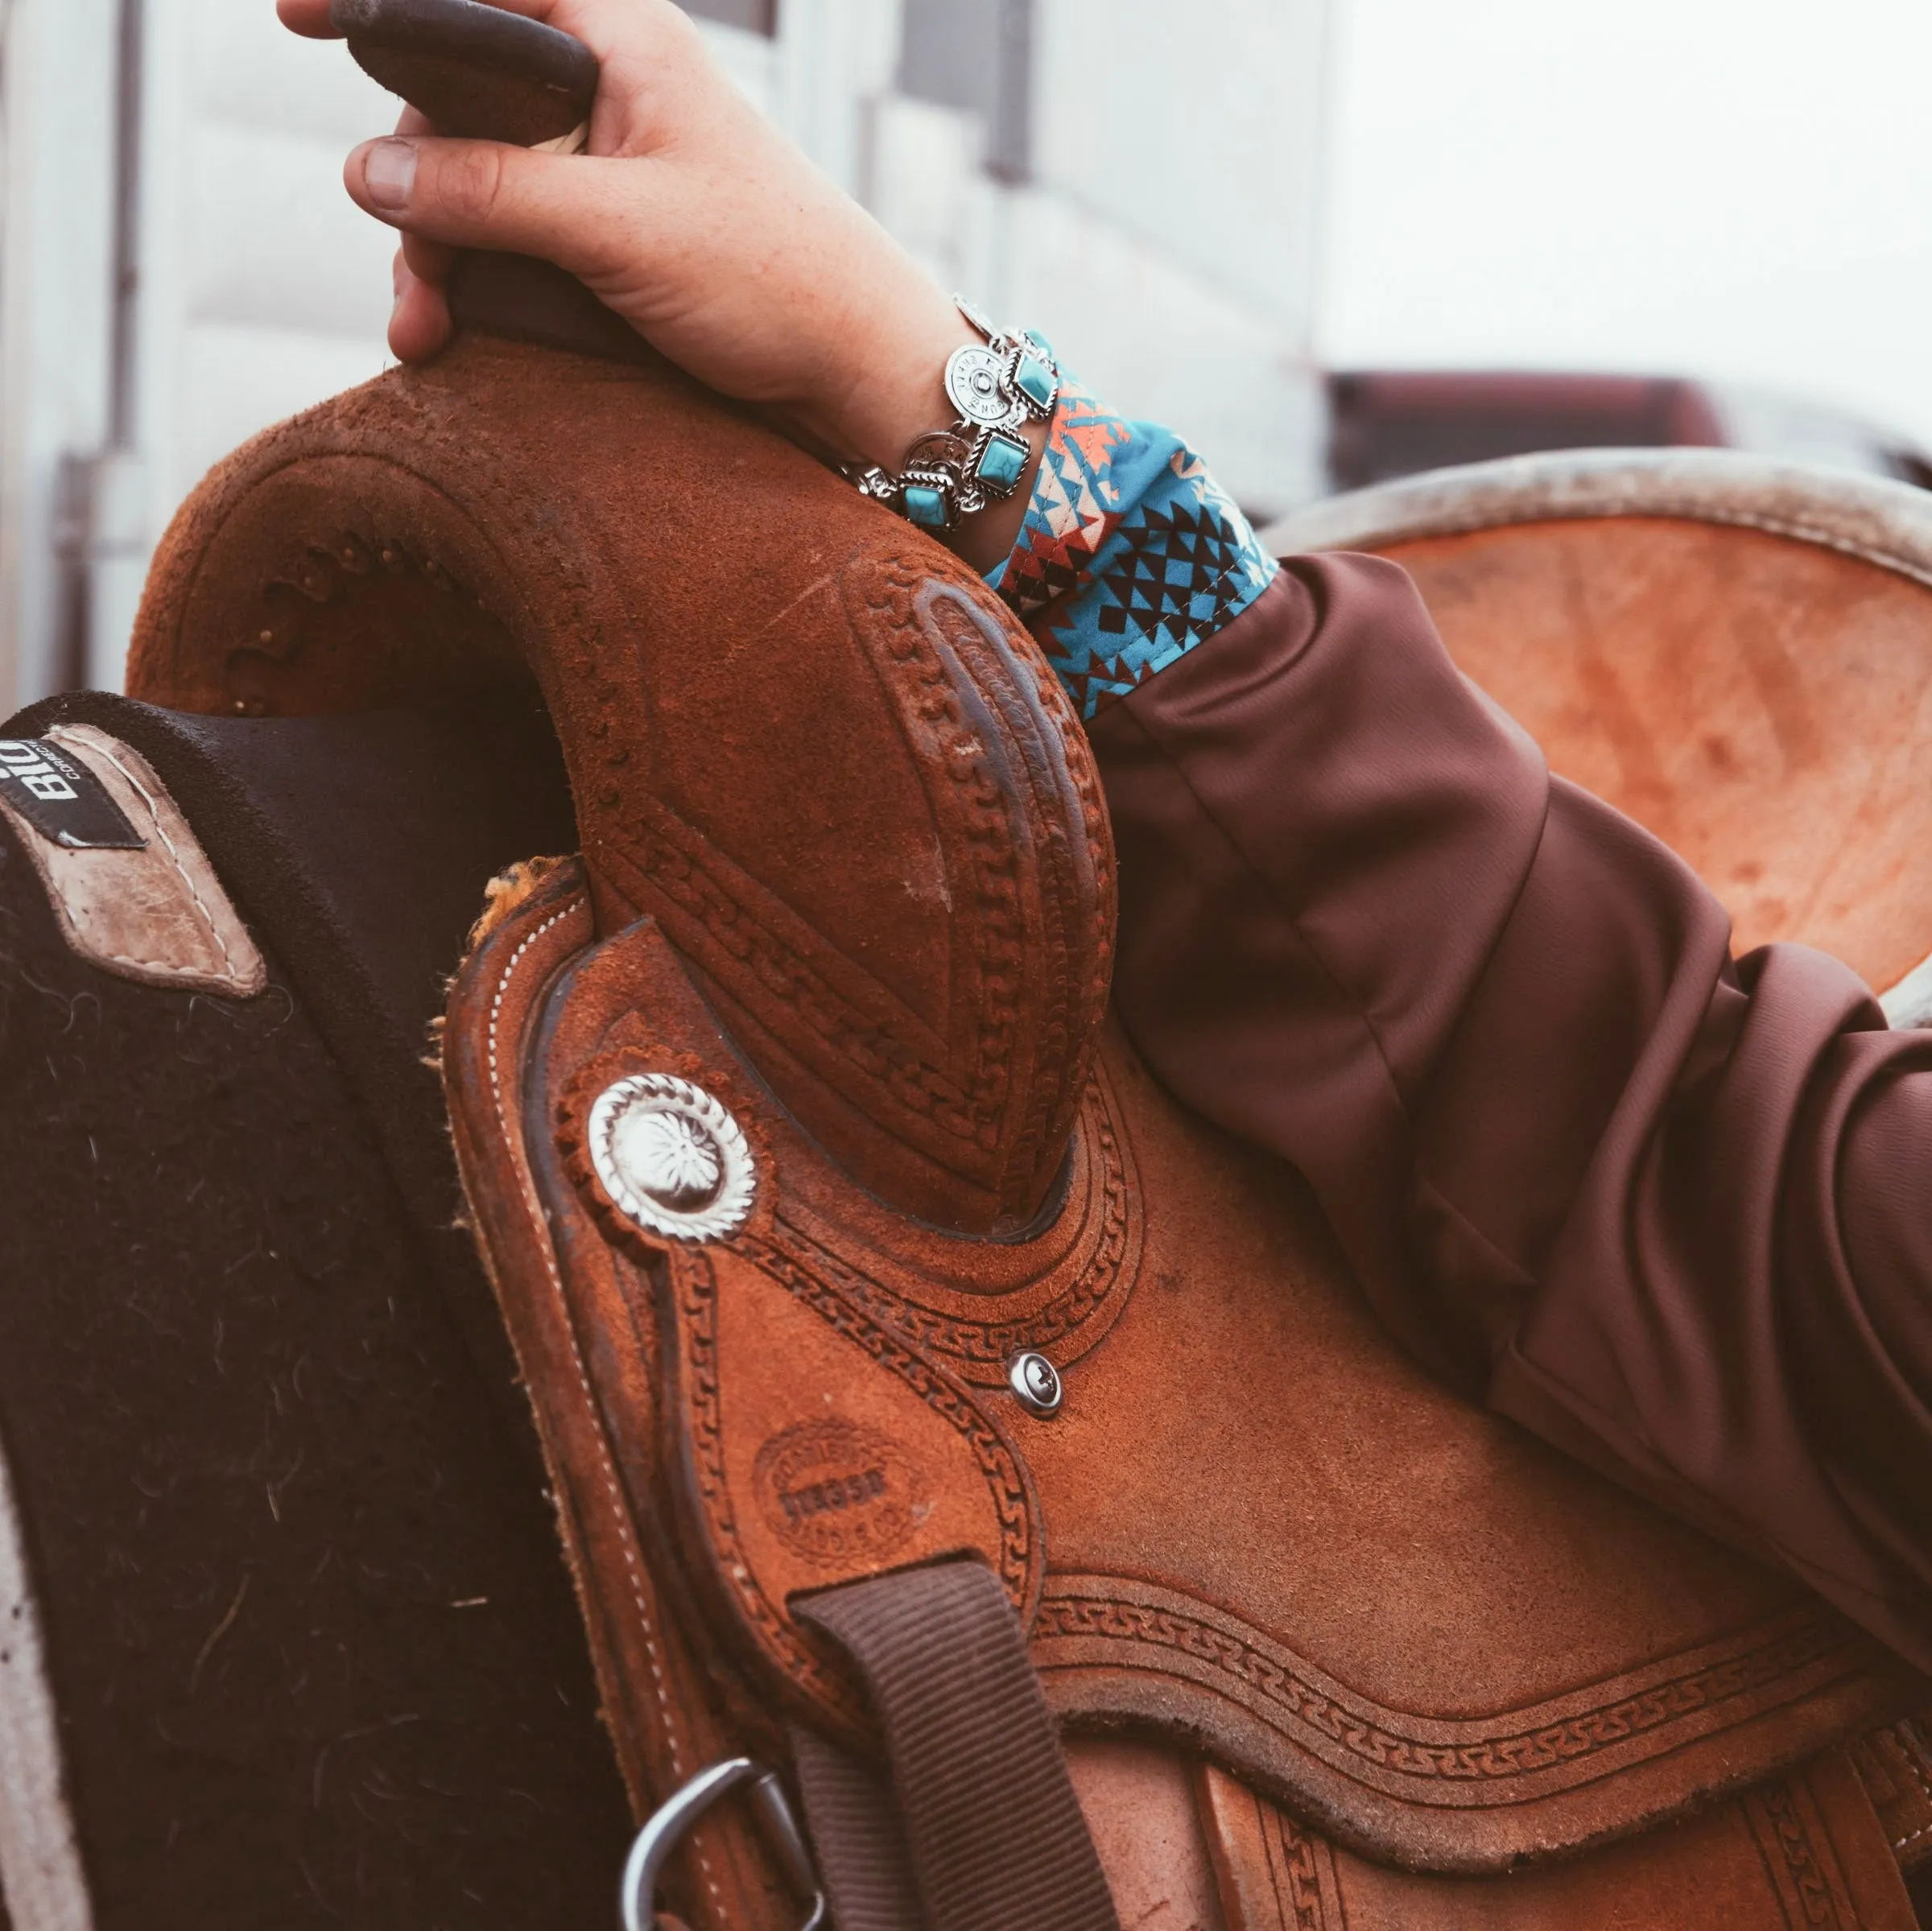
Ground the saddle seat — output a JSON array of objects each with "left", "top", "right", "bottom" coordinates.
[{"left": 126, "top": 336, "right": 1930, "bottom": 1930}]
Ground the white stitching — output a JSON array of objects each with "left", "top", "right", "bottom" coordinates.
[
  {"left": 93, "top": 951, "right": 248, "bottom": 979},
  {"left": 1887, "top": 1723, "right": 1932, "bottom": 1853},
  {"left": 486, "top": 903, "right": 729, "bottom": 1927},
  {"left": 59, "top": 734, "right": 244, "bottom": 984}
]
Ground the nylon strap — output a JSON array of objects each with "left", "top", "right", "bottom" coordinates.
[{"left": 791, "top": 1562, "right": 1119, "bottom": 1931}]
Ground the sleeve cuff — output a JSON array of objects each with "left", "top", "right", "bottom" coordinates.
[{"left": 986, "top": 369, "right": 1279, "bottom": 721}]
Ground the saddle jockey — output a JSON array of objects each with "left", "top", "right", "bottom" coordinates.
[{"left": 280, "top": 0, "right": 1932, "bottom": 1673}]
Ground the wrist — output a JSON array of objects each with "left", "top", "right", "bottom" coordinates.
[
  {"left": 789, "top": 246, "right": 1051, "bottom": 572},
  {"left": 813, "top": 279, "right": 975, "bottom": 474},
  {"left": 815, "top": 287, "right": 1052, "bottom": 570}
]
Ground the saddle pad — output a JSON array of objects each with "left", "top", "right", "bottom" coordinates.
[{"left": 0, "top": 694, "right": 626, "bottom": 1928}]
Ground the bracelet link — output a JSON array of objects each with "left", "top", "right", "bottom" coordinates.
[{"left": 846, "top": 299, "right": 1059, "bottom": 531}]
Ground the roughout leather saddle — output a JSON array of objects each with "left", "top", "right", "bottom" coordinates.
[
  {"left": 119, "top": 336, "right": 1932, "bottom": 1925},
  {"left": 103, "top": 10, "right": 1932, "bottom": 1925},
  {"left": 4, "top": 6, "right": 1928, "bottom": 1926}
]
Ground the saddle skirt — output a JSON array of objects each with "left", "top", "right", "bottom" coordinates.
[{"left": 126, "top": 336, "right": 1927, "bottom": 1929}]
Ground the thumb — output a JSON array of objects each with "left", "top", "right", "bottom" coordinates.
[
  {"left": 346, "top": 136, "right": 630, "bottom": 276},
  {"left": 277, "top": 0, "right": 340, "bottom": 37}
]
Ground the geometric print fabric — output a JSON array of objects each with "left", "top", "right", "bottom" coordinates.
[{"left": 989, "top": 366, "right": 1278, "bottom": 720}]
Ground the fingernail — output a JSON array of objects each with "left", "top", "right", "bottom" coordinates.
[{"left": 363, "top": 138, "right": 417, "bottom": 213}]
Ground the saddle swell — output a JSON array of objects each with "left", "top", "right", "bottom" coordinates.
[
  {"left": 126, "top": 339, "right": 1926, "bottom": 1927},
  {"left": 128, "top": 335, "right": 1111, "bottom": 1240}
]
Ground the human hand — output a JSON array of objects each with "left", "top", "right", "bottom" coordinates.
[{"left": 275, "top": 0, "right": 1039, "bottom": 567}]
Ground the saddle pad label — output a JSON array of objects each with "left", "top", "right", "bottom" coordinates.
[{"left": 0, "top": 739, "right": 145, "bottom": 849}]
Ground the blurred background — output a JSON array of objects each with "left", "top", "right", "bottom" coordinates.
[{"left": 2, "top": 0, "right": 1928, "bottom": 714}]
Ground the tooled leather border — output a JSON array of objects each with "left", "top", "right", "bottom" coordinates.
[
  {"left": 767, "top": 1067, "right": 1142, "bottom": 1380},
  {"left": 664, "top": 1233, "right": 1043, "bottom": 1722},
  {"left": 1034, "top": 1574, "right": 1888, "bottom": 1809},
  {"left": 1227, "top": 1772, "right": 1879, "bottom": 1928},
  {"left": 593, "top": 558, "right": 1110, "bottom": 1210},
  {"left": 1745, "top": 1777, "right": 1865, "bottom": 1928}
]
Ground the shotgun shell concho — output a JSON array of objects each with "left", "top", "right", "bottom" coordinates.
[
  {"left": 945, "top": 342, "right": 1018, "bottom": 427},
  {"left": 588, "top": 1074, "right": 757, "bottom": 1243}
]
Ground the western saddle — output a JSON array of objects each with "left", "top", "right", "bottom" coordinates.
[{"left": 2, "top": 5, "right": 1929, "bottom": 1925}]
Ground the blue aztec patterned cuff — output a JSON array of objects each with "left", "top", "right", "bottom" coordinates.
[{"left": 987, "top": 369, "right": 1278, "bottom": 721}]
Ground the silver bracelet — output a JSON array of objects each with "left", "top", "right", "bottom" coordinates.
[{"left": 846, "top": 298, "right": 1060, "bottom": 531}]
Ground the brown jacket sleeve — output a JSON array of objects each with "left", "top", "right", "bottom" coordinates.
[{"left": 1085, "top": 552, "right": 1932, "bottom": 1671}]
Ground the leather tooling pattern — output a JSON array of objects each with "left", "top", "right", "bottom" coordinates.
[
  {"left": 597, "top": 796, "right": 981, "bottom": 1135},
  {"left": 1036, "top": 1578, "right": 1880, "bottom": 1806},
  {"left": 225, "top": 514, "right": 525, "bottom": 719},
  {"left": 882, "top": 565, "right": 1117, "bottom": 1199},
  {"left": 1852, "top": 1715, "right": 1932, "bottom": 1868},
  {"left": 1253, "top": 1799, "right": 1343, "bottom": 1930},
  {"left": 580, "top": 555, "right": 1113, "bottom": 1221},
  {"left": 843, "top": 554, "right": 1111, "bottom": 1207},
  {"left": 664, "top": 1234, "right": 1040, "bottom": 1723},
  {"left": 1745, "top": 1776, "right": 1868, "bottom": 1928},
  {"left": 769, "top": 1071, "right": 1141, "bottom": 1381}
]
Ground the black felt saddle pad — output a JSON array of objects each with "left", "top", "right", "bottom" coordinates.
[{"left": 0, "top": 691, "right": 629, "bottom": 1928}]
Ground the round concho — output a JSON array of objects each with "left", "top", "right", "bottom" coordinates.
[
  {"left": 587, "top": 1074, "right": 756, "bottom": 1244},
  {"left": 944, "top": 342, "right": 1014, "bottom": 427}
]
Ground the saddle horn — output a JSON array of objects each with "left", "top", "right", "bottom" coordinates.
[{"left": 333, "top": 0, "right": 598, "bottom": 146}]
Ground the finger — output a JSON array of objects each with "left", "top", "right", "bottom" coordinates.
[
  {"left": 345, "top": 135, "right": 636, "bottom": 278},
  {"left": 389, "top": 252, "right": 453, "bottom": 364},
  {"left": 276, "top": 0, "right": 339, "bottom": 35},
  {"left": 402, "top": 229, "right": 457, "bottom": 287}
]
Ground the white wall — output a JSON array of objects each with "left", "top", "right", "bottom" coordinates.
[
  {"left": 874, "top": 0, "right": 1331, "bottom": 515},
  {"left": 0, "top": 0, "right": 125, "bottom": 712},
  {"left": 1030, "top": 0, "right": 1327, "bottom": 332},
  {"left": 0, "top": 0, "right": 398, "bottom": 710},
  {"left": 0, "top": 0, "right": 1331, "bottom": 707},
  {"left": 1319, "top": 0, "right": 1932, "bottom": 448},
  {"left": 89, "top": 0, "right": 398, "bottom": 698},
  {"left": 139, "top": 0, "right": 397, "bottom": 512}
]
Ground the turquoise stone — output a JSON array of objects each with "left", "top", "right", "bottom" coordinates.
[
  {"left": 1013, "top": 352, "right": 1058, "bottom": 413},
  {"left": 903, "top": 484, "right": 951, "bottom": 529},
  {"left": 976, "top": 431, "right": 1030, "bottom": 495}
]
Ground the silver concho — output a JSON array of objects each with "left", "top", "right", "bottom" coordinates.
[
  {"left": 588, "top": 1074, "right": 756, "bottom": 1243},
  {"left": 943, "top": 342, "right": 1014, "bottom": 427}
]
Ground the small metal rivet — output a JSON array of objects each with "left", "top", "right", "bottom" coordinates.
[{"left": 1007, "top": 1351, "right": 1063, "bottom": 1418}]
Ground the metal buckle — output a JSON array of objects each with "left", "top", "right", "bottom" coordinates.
[{"left": 619, "top": 1756, "right": 826, "bottom": 1931}]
